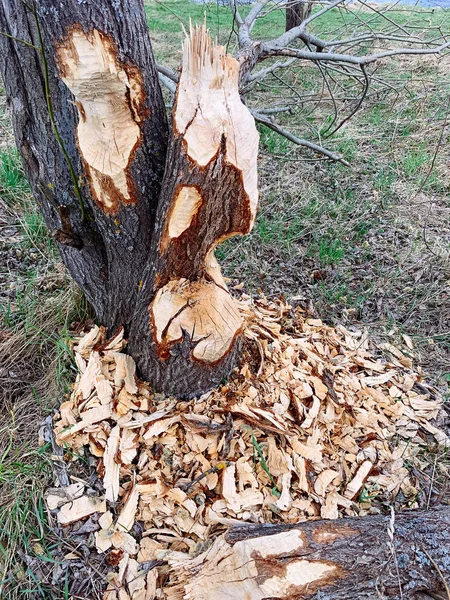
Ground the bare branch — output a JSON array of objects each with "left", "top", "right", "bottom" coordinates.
[
  {"left": 158, "top": 73, "right": 176, "bottom": 95},
  {"left": 267, "top": 0, "right": 346, "bottom": 50},
  {"left": 251, "top": 110, "right": 350, "bottom": 166},
  {"left": 156, "top": 63, "right": 178, "bottom": 82},
  {"left": 229, "top": 0, "right": 243, "bottom": 26},
  {"left": 325, "top": 63, "right": 369, "bottom": 137},
  {"left": 260, "top": 40, "right": 450, "bottom": 66},
  {"left": 256, "top": 105, "right": 295, "bottom": 115},
  {"left": 244, "top": 0, "right": 271, "bottom": 29},
  {"left": 248, "top": 58, "right": 297, "bottom": 83}
]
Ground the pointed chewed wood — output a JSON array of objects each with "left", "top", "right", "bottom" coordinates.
[
  {"left": 130, "top": 25, "right": 259, "bottom": 396},
  {"left": 174, "top": 24, "right": 259, "bottom": 224}
]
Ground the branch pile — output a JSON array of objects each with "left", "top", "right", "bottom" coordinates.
[{"left": 48, "top": 296, "right": 449, "bottom": 599}]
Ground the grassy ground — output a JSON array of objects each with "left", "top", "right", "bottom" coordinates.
[
  {"left": 1, "top": 1, "right": 450, "bottom": 596},
  {"left": 0, "top": 93, "right": 88, "bottom": 596}
]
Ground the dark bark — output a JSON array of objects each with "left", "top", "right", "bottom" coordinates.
[
  {"left": 0, "top": 6, "right": 257, "bottom": 398},
  {"left": 167, "top": 506, "right": 450, "bottom": 599},
  {"left": 0, "top": 0, "right": 168, "bottom": 328},
  {"left": 286, "top": 0, "right": 312, "bottom": 32}
]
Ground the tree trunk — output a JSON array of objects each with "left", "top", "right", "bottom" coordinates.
[
  {"left": 129, "top": 25, "right": 259, "bottom": 397},
  {"left": 286, "top": 1, "right": 312, "bottom": 31},
  {"left": 0, "top": 2, "right": 259, "bottom": 398},
  {"left": 0, "top": 0, "right": 168, "bottom": 328},
  {"left": 163, "top": 506, "right": 450, "bottom": 599}
]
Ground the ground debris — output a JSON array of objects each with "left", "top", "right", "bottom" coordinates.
[{"left": 47, "top": 295, "right": 449, "bottom": 598}]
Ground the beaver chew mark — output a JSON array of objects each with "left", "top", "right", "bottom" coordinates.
[
  {"left": 178, "top": 533, "right": 344, "bottom": 599},
  {"left": 150, "top": 278, "right": 242, "bottom": 363},
  {"left": 167, "top": 186, "right": 203, "bottom": 240},
  {"left": 174, "top": 24, "right": 259, "bottom": 227},
  {"left": 56, "top": 28, "right": 143, "bottom": 214}
]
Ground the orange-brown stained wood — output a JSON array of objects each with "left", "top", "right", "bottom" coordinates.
[
  {"left": 150, "top": 278, "right": 243, "bottom": 364},
  {"left": 148, "top": 25, "right": 259, "bottom": 371},
  {"left": 311, "top": 524, "right": 360, "bottom": 545},
  {"left": 56, "top": 27, "right": 146, "bottom": 214}
]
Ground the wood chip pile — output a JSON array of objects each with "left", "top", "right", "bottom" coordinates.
[{"left": 48, "top": 296, "right": 449, "bottom": 600}]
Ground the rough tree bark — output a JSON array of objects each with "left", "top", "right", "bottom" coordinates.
[
  {"left": 164, "top": 506, "right": 450, "bottom": 599},
  {"left": 285, "top": 1, "right": 312, "bottom": 32},
  {"left": 0, "top": 0, "right": 168, "bottom": 328},
  {"left": 0, "top": 2, "right": 259, "bottom": 397}
]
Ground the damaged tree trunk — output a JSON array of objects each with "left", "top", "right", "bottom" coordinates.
[
  {"left": 286, "top": 1, "right": 312, "bottom": 32},
  {"left": 129, "top": 26, "right": 259, "bottom": 396},
  {"left": 0, "top": 2, "right": 259, "bottom": 397},
  {"left": 0, "top": 0, "right": 168, "bottom": 328},
  {"left": 164, "top": 506, "right": 450, "bottom": 599}
]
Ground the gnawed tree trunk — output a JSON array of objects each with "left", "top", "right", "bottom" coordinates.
[
  {"left": 163, "top": 506, "right": 450, "bottom": 599},
  {"left": 0, "top": 2, "right": 259, "bottom": 397},
  {"left": 286, "top": 0, "right": 312, "bottom": 31},
  {"left": 129, "top": 27, "right": 259, "bottom": 397},
  {"left": 0, "top": 0, "right": 168, "bottom": 328}
]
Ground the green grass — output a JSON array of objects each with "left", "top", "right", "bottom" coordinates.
[
  {"left": 0, "top": 149, "right": 28, "bottom": 199},
  {"left": 0, "top": 222, "right": 88, "bottom": 596},
  {"left": 402, "top": 145, "right": 429, "bottom": 178}
]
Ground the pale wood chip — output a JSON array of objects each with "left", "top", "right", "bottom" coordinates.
[
  {"left": 117, "top": 484, "right": 140, "bottom": 532},
  {"left": 46, "top": 482, "right": 84, "bottom": 510},
  {"left": 114, "top": 353, "right": 138, "bottom": 394},
  {"left": 104, "top": 426, "right": 121, "bottom": 503},
  {"left": 344, "top": 460, "right": 373, "bottom": 499},
  {"left": 58, "top": 495, "right": 106, "bottom": 525}
]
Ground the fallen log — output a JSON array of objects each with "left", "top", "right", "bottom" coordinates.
[{"left": 163, "top": 506, "right": 450, "bottom": 600}]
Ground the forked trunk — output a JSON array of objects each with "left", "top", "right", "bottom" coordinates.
[{"left": 0, "top": 1, "right": 259, "bottom": 397}]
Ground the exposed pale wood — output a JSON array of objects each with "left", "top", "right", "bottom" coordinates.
[
  {"left": 57, "top": 495, "right": 106, "bottom": 525},
  {"left": 45, "top": 482, "right": 85, "bottom": 510},
  {"left": 166, "top": 186, "right": 203, "bottom": 243},
  {"left": 56, "top": 28, "right": 143, "bottom": 214},
  {"left": 163, "top": 507, "right": 450, "bottom": 600},
  {"left": 51, "top": 297, "right": 450, "bottom": 599},
  {"left": 116, "top": 484, "right": 139, "bottom": 532},
  {"left": 175, "top": 25, "right": 259, "bottom": 222},
  {"left": 150, "top": 278, "right": 242, "bottom": 363},
  {"left": 344, "top": 459, "right": 373, "bottom": 499},
  {"left": 103, "top": 425, "right": 121, "bottom": 503}
]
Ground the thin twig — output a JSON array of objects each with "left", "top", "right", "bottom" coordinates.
[
  {"left": 251, "top": 110, "right": 350, "bottom": 166},
  {"left": 421, "top": 545, "right": 450, "bottom": 600}
]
